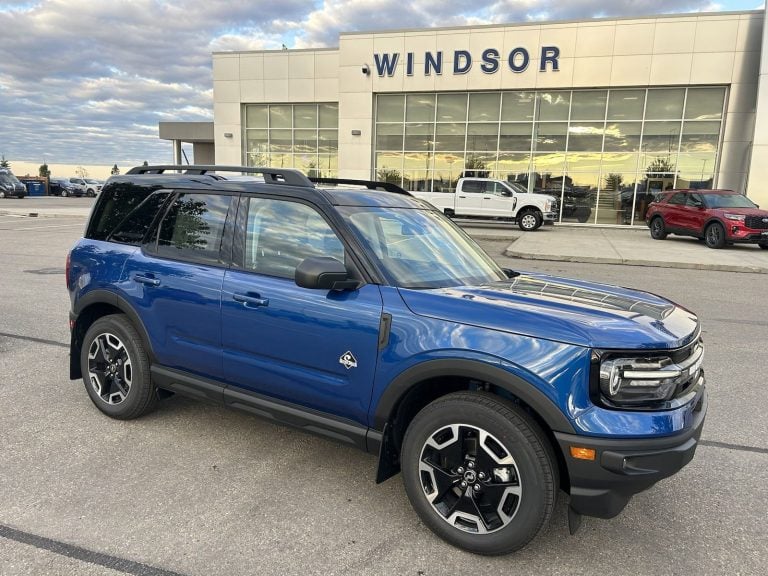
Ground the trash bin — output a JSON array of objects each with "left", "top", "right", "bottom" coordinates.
[{"left": 26, "top": 181, "right": 46, "bottom": 196}]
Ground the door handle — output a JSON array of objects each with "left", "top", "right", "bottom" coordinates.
[
  {"left": 483, "top": 196, "right": 491, "bottom": 200},
  {"left": 233, "top": 293, "right": 269, "bottom": 308},
  {"left": 134, "top": 274, "right": 160, "bottom": 287},
  {"left": 458, "top": 195, "right": 466, "bottom": 199}
]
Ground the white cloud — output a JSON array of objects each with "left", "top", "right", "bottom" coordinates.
[{"left": 0, "top": 0, "right": 753, "bottom": 167}]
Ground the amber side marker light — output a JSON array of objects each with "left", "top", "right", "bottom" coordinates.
[{"left": 570, "top": 446, "right": 597, "bottom": 461}]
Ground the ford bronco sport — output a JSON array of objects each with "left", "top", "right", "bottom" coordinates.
[{"left": 67, "top": 166, "right": 707, "bottom": 555}]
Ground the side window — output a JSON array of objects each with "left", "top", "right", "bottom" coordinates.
[
  {"left": 686, "top": 193, "right": 704, "bottom": 207},
  {"left": 155, "top": 193, "right": 232, "bottom": 264},
  {"left": 462, "top": 180, "right": 484, "bottom": 194},
  {"left": 109, "top": 191, "right": 171, "bottom": 245},
  {"left": 489, "top": 182, "right": 508, "bottom": 196},
  {"left": 244, "top": 198, "right": 344, "bottom": 279},
  {"left": 667, "top": 193, "right": 686, "bottom": 205}
]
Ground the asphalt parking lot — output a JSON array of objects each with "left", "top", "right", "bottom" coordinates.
[{"left": 0, "top": 210, "right": 767, "bottom": 576}]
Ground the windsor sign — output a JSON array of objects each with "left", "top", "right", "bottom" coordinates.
[{"left": 373, "top": 46, "right": 560, "bottom": 77}]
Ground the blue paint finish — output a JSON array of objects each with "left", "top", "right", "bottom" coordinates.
[
  {"left": 508, "top": 47, "right": 530, "bottom": 72},
  {"left": 480, "top": 48, "right": 500, "bottom": 73},
  {"left": 540, "top": 46, "right": 560, "bottom": 71},
  {"left": 374, "top": 53, "right": 399, "bottom": 76},
  {"left": 424, "top": 51, "right": 442, "bottom": 75},
  {"left": 453, "top": 50, "right": 472, "bottom": 74},
  {"left": 221, "top": 269, "right": 383, "bottom": 424}
]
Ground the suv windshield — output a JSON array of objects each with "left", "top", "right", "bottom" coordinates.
[
  {"left": 0, "top": 173, "right": 21, "bottom": 186},
  {"left": 703, "top": 193, "right": 758, "bottom": 209},
  {"left": 340, "top": 207, "right": 506, "bottom": 289}
]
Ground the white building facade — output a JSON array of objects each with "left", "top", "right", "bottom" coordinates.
[{"left": 211, "top": 9, "right": 768, "bottom": 226}]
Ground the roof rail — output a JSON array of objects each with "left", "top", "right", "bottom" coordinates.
[
  {"left": 309, "top": 177, "right": 412, "bottom": 196},
  {"left": 125, "top": 165, "right": 315, "bottom": 188}
]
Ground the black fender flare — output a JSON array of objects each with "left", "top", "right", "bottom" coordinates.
[
  {"left": 70, "top": 289, "right": 157, "bottom": 378},
  {"left": 372, "top": 358, "right": 575, "bottom": 434}
]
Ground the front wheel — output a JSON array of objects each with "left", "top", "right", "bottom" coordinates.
[
  {"left": 704, "top": 222, "right": 726, "bottom": 249},
  {"left": 81, "top": 314, "right": 157, "bottom": 419},
  {"left": 517, "top": 210, "right": 542, "bottom": 232},
  {"left": 650, "top": 216, "right": 667, "bottom": 240},
  {"left": 61, "top": 190, "right": 68, "bottom": 197},
  {"left": 401, "top": 392, "right": 557, "bottom": 555},
  {"left": 759, "top": 240, "right": 768, "bottom": 250}
]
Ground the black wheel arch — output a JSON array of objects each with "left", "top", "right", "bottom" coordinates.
[
  {"left": 372, "top": 359, "right": 574, "bottom": 484},
  {"left": 70, "top": 290, "right": 156, "bottom": 380}
]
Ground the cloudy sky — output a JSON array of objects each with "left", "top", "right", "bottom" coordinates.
[{"left": 0, "top": 0, "right": 763, "bottom": 175}]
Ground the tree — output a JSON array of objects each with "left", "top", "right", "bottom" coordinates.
[
  {"left": 39, "top": 164, "right": 50, "bottom": 178},
  {"left": 462, "top": 155, "right": 489, "bottom": 178},
  {"left": 646, "top": 157, "right": 675, "bottom": 178},
  {"left": 142, "top": 160, "right": 149, "bottom": 166},
  {"left": 376, "top": 168, "right": 402, "bottom": 185},
  {"left": 111, "top": 164, "right": 120, "bottom": 175},
  {"left": 0, "top": 155, "right": 9, "bottom": 169},
  {"left": 75, "top": 166, "right": 89, "bottom": 178},
  {"left": 604, "top": 173, "right": 623, "bottom": 191}
]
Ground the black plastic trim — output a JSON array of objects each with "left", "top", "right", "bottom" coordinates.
[
  {"left": 127, "top": 165, "right": 315, "bottom": 188},
  {"left": 555, "top": 387, "right": 707, "bottom": 519},
  {"left": 150, "top": 365, "right": 372, "bottom": 451},
  {"left": 310, "top": 177, "right": 412, "bottom": 196},
  {"left": 373, "top": 359, "right": 574, "bottom": 433}
]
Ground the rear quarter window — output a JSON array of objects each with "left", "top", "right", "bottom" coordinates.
[{"left": 87, "top": 183, "right": 164, "bottom": 241}]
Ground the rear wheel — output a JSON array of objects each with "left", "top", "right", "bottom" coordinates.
[
  {"left": 401, "top": 392, "right": 557, "bottom": 555},
  {"left": 81, "top": 314, "right": 157, "bottom": 419},
  {"left": 0, "top": 191, "right": 5, "bottom": 199},
  {"left": 650, "top": 216, "right": 667, "bottom": 240},
  {"left": 444, "top": 208, "right": 455, "bottom": 218},
  {"left": 704, "top": 222, "right": 726, "bottom": 249},
  {"left": 517, "top": 209, "right": 542, "bottom": 232},
  {"left": 61, "top": 189, "right": 68, "bottom": 197},
  {"left": 759, "top": 240, "right": 768, "bottom": 250}
]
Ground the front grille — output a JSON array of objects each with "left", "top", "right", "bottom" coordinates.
[{"left": 745, "top": 215, "right": 768, "bottom": 229}]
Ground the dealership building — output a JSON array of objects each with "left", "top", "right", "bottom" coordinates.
[{"left": 162, "top": 8, "right": 768, "bottom": 226}]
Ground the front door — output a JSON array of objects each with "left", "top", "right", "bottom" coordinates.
[
  {"left": 221, "top": 196, "right": 383, "bottom": 425},
  {"left": 481, "top": 182, "right": 516, "bottom": 218}
]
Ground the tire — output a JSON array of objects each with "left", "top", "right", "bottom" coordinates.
[
  {"left": 704, "top": 222, "right": 726, "bottom": 249},
  {"left": 80, "top": 314, "right": 157, "bottom": 419},
  {"left": 401, "top": 391, "right": 557, "bottom": 556},
  {"left": 759, "top": 240, "right": 768, "bottom": 250},
  {"left": 650, "top": 216, "right": 667, "bottom": 240},
  {"left": 444, "top": 208, "right": 455, "bottom": 218},
  {"left": 61, "top": 190, "right": 68, "bottom": 197},
  {"left": 517, "top": 209, "right": 542, "bottom": 232},
  {"left": 87, "top": 189, "right": 95, "bottom": 197},
  {"left": 0, "top": 191, "right": 5, "bottom": 199}
]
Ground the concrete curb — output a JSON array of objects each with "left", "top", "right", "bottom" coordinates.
[{"left": 504, "top": 248, "right": 768, "bottom": 274}]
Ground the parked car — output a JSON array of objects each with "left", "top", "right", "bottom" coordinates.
[
  {"left": 84, "top": 178, "right": 103, "bottom": 197},
  {"left": 646, "top": 189, "right": 768, "bottom": 249},
  {"left": 67, "top": 165, "right": 707, "bottom": 555},
  {"left": 50, "top": 178, "right": 83, "bottom": 197},
  {"left": 412, "top": 178, "right": 558, "bottom": 231},
  {"left": 69, "top": 177, "right": 89, "bottom": 195},
  {"left": 0, "top": 169, "right": 27, "bottom": 198}
]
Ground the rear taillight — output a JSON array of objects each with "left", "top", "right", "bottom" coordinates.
[{"left": 65, "top": 251, "right": 71, "bottom": 290}]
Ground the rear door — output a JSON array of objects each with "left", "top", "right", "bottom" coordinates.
[
  {"left": 220, "top": 196, "right": 383, "bottom": 424},
  {"left": 663, "top": 192, "right": 687, "bottom": 230},
  {"left": 455, "top": 179, "right": 487, "bottom": 216},
  {"left": 121, "top": 191, "right": 235, "bottom": 380}
]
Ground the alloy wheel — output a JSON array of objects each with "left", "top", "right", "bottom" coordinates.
[
  {"left": 418, "top": 423, "right": 522, "bottom": 534},
  {"left": 520, "top": 214, "right": 537, "bottom": 231},
  {"left": 87, "top": 332, "right": 133, "bottom": 405}
]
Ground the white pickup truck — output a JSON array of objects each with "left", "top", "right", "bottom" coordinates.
[{"left": 412, "top": 178, "right": 558, "bottom": 231}]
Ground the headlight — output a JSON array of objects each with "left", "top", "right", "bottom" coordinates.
[
  {"left": 545, "top": 199, "right": 553, "bottom": 212},
  {"left": 724, "top": 213, "right": 746, "bottom": 222},
  {"left": 597, "top": 341, "right": 703, "bottom": 408}
]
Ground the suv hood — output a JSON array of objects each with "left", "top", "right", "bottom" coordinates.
[{"left": 398, "top": 272, "right": 698, "bottom": 350}]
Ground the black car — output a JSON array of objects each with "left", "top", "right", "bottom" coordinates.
[
  {"left": 50, "top": 178, "right": 83, "bottom": 197},
  {"left": 0, "top": 170, "right": 27, "bottom": 198}
]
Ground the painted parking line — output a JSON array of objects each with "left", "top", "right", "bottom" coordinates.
[{"left": 2, "top": 223, "right": 84, "bottom": 231}]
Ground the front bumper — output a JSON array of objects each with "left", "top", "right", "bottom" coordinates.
[
  {"left": 543, "top": 211, "right": 558, "bottom": 222},
  {"left": 555, "top": 387, "right": 707, "bottom": 519}
]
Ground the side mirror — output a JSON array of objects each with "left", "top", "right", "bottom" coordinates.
[{"left": 295, "top": 256, "right": 360, "bottom": 291}]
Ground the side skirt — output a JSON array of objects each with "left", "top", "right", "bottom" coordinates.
[{"left": 151, "top": 365, "right": 377, "bottom": 453}]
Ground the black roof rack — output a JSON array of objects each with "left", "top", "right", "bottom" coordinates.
[
  {"left": 125, "top": 165, "right": 314, "bottom": 188},
  {"left": 309, "top": 177, "right": 412, "bottom": 196}
]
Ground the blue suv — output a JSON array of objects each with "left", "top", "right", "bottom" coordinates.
[{"left": 67, "top": 166, "right": 707, "bottom": 555}]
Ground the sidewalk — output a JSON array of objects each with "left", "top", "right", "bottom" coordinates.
[{"left": 500, "top": 225, "right": 768, "bottom": 274}]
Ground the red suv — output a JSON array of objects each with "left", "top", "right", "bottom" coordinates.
[{"left": 646, "top": 189, "right": 768, "bottom": 249}]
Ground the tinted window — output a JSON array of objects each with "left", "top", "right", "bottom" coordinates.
[
  {"left": 243, "top": 198, "right": 344, "bottom": 279},
  {"left": 87, "top": 183, "right": 159, "bottom": 241},
  {"left": 703, "top": 194, "right": 758, "bottom": 209},
  {"left": 156, "top": 193, "right": 232, "bottom": 264},
  {"left": 109, "top": 192, "right": 171, "bottom": 245},
  {"left": 462, "top": 180, "right": 484, "bottom": 193},
  {"left": 667, "top": 193, "right": 686, "bottom": 205}
]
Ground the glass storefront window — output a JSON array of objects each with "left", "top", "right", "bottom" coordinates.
[
  {"left": 537, "top": 91, "right": 570, "bottom": 121},
  {"left": 604, "top": 122, "right": 641, "bottom": 152},
  {"left": 534, "top": 122, "right": 567, "bottom": 151},
  {"left": 269, "top": 130, "right": 292, "bottom": 153},
  {"left": 497, "top": 153, "right": 533, "bottom": 180},
  {"left": 294, "top": 129, "right": 318, "bottom": 153},
  {"left": 293, "top": 105, "right": 317, "bottom": 129},
  {"left": 499, "top": 123, "right": 533, "bottom": 151},
  {"left": 468, "top": 93, "right": 501, "bottom": 122},
  {"left": 376, "top": 95, "right": 404, "bottom": 122},
  {"left": 246, "top": 105, "right": 268, "bottom": 128},
  {"left": 376, "top": 124, "right": 404, "bottom": 151},
  {"left": 269, "top": 105, "right": 292, "bottom": 129},
  {"left": 570, "top": 91, "right": 607, "bottom": 121},
  {"left": 562, "top": 172, "right": 598, "bottom": 224},
  {"left": 318, "top": 130, "right": 338, "bottom": 153},
  {"left": 645, "top": 89, "right": 685, "bottom": 120},
  {"left": 641, "top": 121, "right": 682, "bottom": 153},
  {"left": 501, "top": 92, "right": 535, "bottom": 121},
  {"left": 467, "top": 123, "right": 498, "bottom": 151},
  {"left": 435, "top": 123, "right": 466, "bottom": 151},
  {"left": 404, "top": 124, "right": 433, "bottom": 151},
  {"left": 406, "top": 94, "right": 436, "bottom": 122},
  {"left": 319, "top": 103, "right": 338, "bottom": 128},
  {"left": 607, "top": 90, "right": 645, "bottom": 120},
  {"left": 685, "top": 87, "right": 725, "bottom": 120},
  {"left": 680, "top": 121, "right": 721, "bottom": 153},
  {"left": 567, "top": 123, "right": 605, "bottom": 152},
  {"left": 565, "top": 153, "right": 602, "bottom": 173},
  {"left": 437, "top": 94, "right": 467, "bottom": 122}
]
